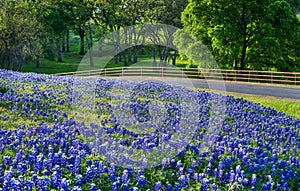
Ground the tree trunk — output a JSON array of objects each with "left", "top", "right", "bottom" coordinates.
[
  {"left": 115, "top": 55, "right": 119, "bottom": 64},
  {"left": 3, "top": 54, "right": 10, "bottom": 70},
  {"left": 78, "top": 27, "right": 85, "bottom": 55},
  {"left": 240, "top": 31, "right": 248, "bottom": 70},
  {"left": 0, "top": 52, "right": 4, "bottom": 69},
  {"left": 35, "top": 57, "right": 40, "bottom": 68},
  {"left": 119, "top": 54, "right": 122, "bottom": 62},
  {"left": 172, "top": 51, "right": 178, "bottom": 66},
  {"left": 6, "top": 55, "right": 10, "bottom": 70},
  {"left": 88, "top": 24, "right": 94, "bottom": 67},
  {"left": 98, "top": 39, "right": 103, "bottom": 57},
  {"left": 133, "top": 27, "right": 138, "bottom": 64},
  {"left": 66, "top": 29, "right": 70, "bottom": 52},
  {"left": 133, "top": 46, "right": 138, "bottom": 64},
  {"left": 114, "top": 26, "right": 121, "bottom": 65},
  {"left": 240, "top": 3, "right": 248, "bottom": 70},
  {"left": 153, "top": 45, "right": 157, "bottom": 68},
  {"left": 57, "top": 40, "right": 63, "bottom": 62},
  {"left": 62, "top": 36, "right": 65, "bottom": 52},
  {"left": 234, "top": 58, "right": 238, "bottom": 70},
  {"left": 128, "top": 28, "right": 132, "bottom": 63},
  {"left": 162, "top": 47, "right": 169, "bottom": 67},
  {"left": 17, "top": 53, "right": 26, "bottom": 71},
  {"left": 123, "top": 51, "right": 128, "bottom": 67}
]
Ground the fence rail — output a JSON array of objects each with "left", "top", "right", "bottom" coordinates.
[{"left": 53, "top": 66, "right": 300, "bottom": 86}]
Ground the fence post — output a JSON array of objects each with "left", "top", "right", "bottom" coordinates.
[
  {"left": 271, "top": 72, "right": 273, "bottom": 84},
  {"left": 295, "top": 73, "right": 297, "bottom": 85},
  {"left": 141, "top": 67, "right": 142, "bottom": 77},
  {"left": 248, "top": 71, "right": 250, "bottom": 82},
  {"left": 235, "top": 70, "right": 236, "bottom": 81}
]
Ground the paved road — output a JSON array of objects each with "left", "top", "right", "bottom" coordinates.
[
  {"left": 190, "top": 80, "right": 300, "bottom": 100},
  {"left": 107, "top": 77, "right": 300, "bottom": 100}
]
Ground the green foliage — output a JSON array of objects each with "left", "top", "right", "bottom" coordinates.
[
  {"left": 182, "top": 0, "right": 300, "bottom": 72},
  {"left": 173, "top": 29, "right": 218, "bottom": 68},
  {"left": 1, "top": 0, "right": 299, "bottom": 73},
  {"left": 0, "top": 86, "right": 8, "bottom": 94},
  {"left": 0, "top": 0, "right": 44, "bottom": 71}
]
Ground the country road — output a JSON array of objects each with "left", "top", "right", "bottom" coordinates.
[{"left": 104, "top": 76, "right": 300, "bottom": 100}]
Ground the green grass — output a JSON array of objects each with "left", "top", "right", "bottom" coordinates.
[
  {"left": 199, "top": 89, "right": 300, "bottom": 119},
  {"left": 21, "top": 40, "right": 165, "bottom": 74}
]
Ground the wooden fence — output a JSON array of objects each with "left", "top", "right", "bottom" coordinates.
[{"left": 54, "top": 66, "right": 300, "bottom": 86}]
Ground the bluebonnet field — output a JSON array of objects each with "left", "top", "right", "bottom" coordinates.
[{"left": 0, "top": 69, "right": 299, "bottom": 191}]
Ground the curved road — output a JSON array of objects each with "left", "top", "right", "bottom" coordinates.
[
  {"left": 108, "top": 77, "right": 300, "bottom": 100},
  {"left": 190, "top": 80, "right": 300, "bottom": 100}
]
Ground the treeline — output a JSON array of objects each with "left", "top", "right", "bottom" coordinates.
[
  {"left": 0, "top": 0, "right": 299, "bottom": 72},
  {"left": 0, "top": 0, "right": 187, "bottom": 71}
]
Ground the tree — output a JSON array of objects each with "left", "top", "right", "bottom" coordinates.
[
  {"left": 40, "top": 0, "right": 74, "bottom": 62},
  {"left": 70, "top": 0, "right": 95, "bottom": 55},
  {"left": 0, "top": 0, "right": 44, "bottom": 71},
  {"left": 143, "top": 0, "right": 188, "bottom": 66},
  {"left": 94, "top": 0, "right": 136, "bottom": 66},
  {"left": 182, "top": 0, "right": 300, "bottom": 71}
]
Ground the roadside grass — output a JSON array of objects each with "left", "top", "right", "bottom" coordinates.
[{"left": 199, "top": 89, "right": 300, "bottom": 119}]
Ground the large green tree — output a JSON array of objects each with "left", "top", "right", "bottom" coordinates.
[
  {"left": 0, "top": 0, "right": 44, "bottom": 71},
  {"left": 142, "top": 0, "right": 188, "bottom": 66},
  {"left": 182, "top": 0, "right": 300, "bottom": 71}
]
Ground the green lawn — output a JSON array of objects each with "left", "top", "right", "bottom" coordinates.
[{"left": 21, "top": 41, "right": 165, "bottom": 74}]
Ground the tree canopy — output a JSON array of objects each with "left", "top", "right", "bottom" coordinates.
[
  {"left": 182, "top": 0, "right": 300, "bottom": 71},
  {"left": 0, "top": 0, "right": 299, "bottom": 72}
]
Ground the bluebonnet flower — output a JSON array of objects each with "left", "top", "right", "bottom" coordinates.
[
  {"left": 25, "top": 179, "right": 33, "bottom": 191},
  {"left": 243, "top": 178, "right": 249, "bottom": 186},
  {"left": 262, "top": 181, "right": 272, "bottom": 191},
  {"left": 137, "top": 175, "right": 147, "bottom": 187},
  {"left": 85, "top": 166, "right": 94, "bottom": 182},
  {"left": 282, "top": 181, "right": 289, "bottom": 190},
  {"left": 86, "top": 159, "right": 92, "bottom": 167},
  {"left": 200, "top": 178, "right": 210, "bottom": 191},
  {"left": 109, "top": 163, "right": 116, "bottom": 182},
  {"left": 0, "top": 69, "right": 299, "bottom": 191},
  {"left": 90, "top": 183, "right": 97, "bottom": 191},
  {"left": 211, "top": 183, "right": 217, "bottom": 191},
  {"left": 72, "top": 186, "right": 83, "bottom": 191},
  {"left": 251, "top": 174, "right": 257, "bottom": 186},
  {"left": 3, "top": 156, "right": 10, "bottom": 166},
  {"left": 178, "top": 175, "right": 186, "bottom": 188},
  {"left": 278, "top": 159, "right": 287, "bottom": 168},
  {"left": 165, "top": 182, "right": 172, "bottom": 191},
  {"left": 191, "top": 160, "right": 197, "bottom": 168},
  {"left": 121, "top": 184, "right": 129, "bottom": 191},
  {"left": 60, "top": 178, "right": 70, "bottom": 191},
  {"left": 176, "top": 161, "right": 182, "bottom": 169},
  {"left": 153, "top": 181, "right": 162, "bottom": 191},
  {"left": 121, "top": 169, "right": 129, "bottom": 183},
  {"left": 75, "top": 174, "right": 83, "bottom": 186},
  {"left": 111, "top": 181, "right": 120, "bottom": 191},
  {"left": 131, "top": 187, "right": 139, "bottom": 191},
  {"left": 167, "top": 158, "right": 175, "bottom": 168}
]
